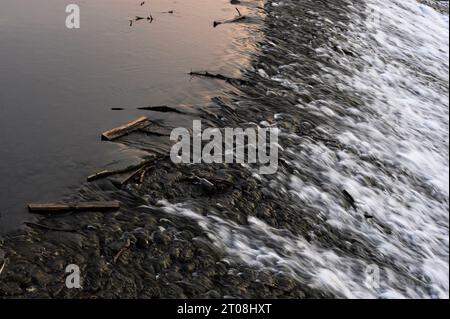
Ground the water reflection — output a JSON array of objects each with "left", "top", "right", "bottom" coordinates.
[{"left": 0, "top": 0, "right": 262, "bottom": 233}]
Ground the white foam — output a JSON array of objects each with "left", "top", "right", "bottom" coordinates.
[{"left": 153, "top": 0, "right": 449, "bottom": 299}]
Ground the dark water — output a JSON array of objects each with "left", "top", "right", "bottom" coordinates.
[{"left": 0, "top": 0, "right": 259, "bottom": 233}]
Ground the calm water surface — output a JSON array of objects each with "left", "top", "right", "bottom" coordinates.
[{"left": 0, "top": 0, "right": 258, "bottom": 233}]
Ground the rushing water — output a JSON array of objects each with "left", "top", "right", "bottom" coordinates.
[
  {"left": 0, "top": 0, "right": 448, "bottom": 299},
  {"left": 0, "top": 0, "right": 258, "bottom": 233},
  {"left": 155, "top": 0, "right": 449, "bottom": 298}
]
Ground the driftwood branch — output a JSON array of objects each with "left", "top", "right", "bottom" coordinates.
[
  {"left": 0, "top": 258, "right": 8, "bottom": 276},
  {"left": 137, "top": 105, "right": 185, "bottom": 114},
  {"left": 213, "top": 8, "right": 246, "bottom": 28},
  {"left": 342, "top": 190, "right": 357, "bottom": 210},
  {"left": 189, "top": 71, "right": 248, "bottom": 85},
  {"left": 101, "top": 116, "right": 150, "bottom": 141},
  {"left": 139, "top": 167, "right": 149, "bottom": 184},
  {"left": 110, "top": 165, "right": 148, "bottom": 187}
]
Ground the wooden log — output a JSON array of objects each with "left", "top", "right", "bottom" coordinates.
[
  {"left": 0, "top": 258, "right": 7, "bottom": 276},
  {"left": 101, "top": 116, "right": 150, "bottom": 141},
  {"left": 28, "top": 201, "right": 121, "bottom": 213},
  {"left": 87, "top": 158, "right": 154, "bottom": 182},
  {"left": 213, "top": 8, "right": 246, "bottom": 27},
  {"left": 342, "top": 189, "right": 357, "bottom": 210},
  {"left": 188, "top": 71, "right": 248, "bottom": 85}
]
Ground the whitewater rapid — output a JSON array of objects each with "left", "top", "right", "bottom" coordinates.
[{"left": 155, "top": 0, "right": 449, "bottom": 298}]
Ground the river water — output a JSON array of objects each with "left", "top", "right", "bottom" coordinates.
[
  {"left": 156, "top": 0, "right": 449, "bottom": 298},
  {"left": 0, "top": 0, "right": 448, "bottom": 299},
  {"left": 0, "top": 0, "right": 258, "bottom": 233}
]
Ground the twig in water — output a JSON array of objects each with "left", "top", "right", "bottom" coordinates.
[
  {"left": 189, "top": 71, "right": 248, "bottom": 85},
  {"left": 0, "top": 258, "right": 9, "bottom": 276},
  {"left": 213, "top": 9, "right": 246, "bottom": 28},
  {"left": 113, "top": 247, "right": 129, "bottom": 264},
  {"left": 139, "top": 167, "right": 149, "bottom": 184}
]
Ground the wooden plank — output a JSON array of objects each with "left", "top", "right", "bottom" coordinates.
[
  {"left": 101, "top": 116, "right": 150, "bottom": 141},
  {"left": 28, "top": 201, "right": 120, "bottom": 213}
]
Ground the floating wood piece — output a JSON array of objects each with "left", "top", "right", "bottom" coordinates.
[
  {"left": 28, "top": 201, "right": 121, "bottom": 213},
  {"left": 135, "top": 15, "right": 153, "bottom": 23},
  {"left": 189, "top": 71, "right": 248, "bottom": 85},
  {"left": 139, "top": 167, "right": 149, "bottom": 184},
  {"left": 0, "top": 258, "right": 8, "bottom": 276},
  {"left": 87, "top": 158, "right": 154, "bottom": 182},
  {"left": 110, "top": 166, "right": 147, "bottom": 188},
  {"left": 113, "top": 247, "right": 129, "bottom": 264},
  {"left": 342, "top": 189, "right": 357, "bottom": 210},
  {"left": 102, "top": 116, "right": 150, "bottom": 141},
  {"left": 214, "top": 8, "right": 246, "bottom": 28},
  {"left": 137, "top": 105, "right": 185, "bottom": 114}
]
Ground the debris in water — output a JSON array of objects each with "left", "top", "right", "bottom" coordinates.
[
  {"left": 189, "top": 70, "right": 248, "bottom": 85},
  {"left": 110, "top": 165, "right": 148, "bottom": 188},
  {"left": 0, "top": 258, "right": 8, "bottom": 276},
  {"left": 134, "top": 14, "right": 154, "bottom": 24},
  {"left": 342, "top": 189, "right": 357, "bottom": 210},
  {"left": 101, "top": 116, "right": 150, "bottom": 141},
  {"left": 137, "top": 105, "right": 185, "bottom": 114},
  {"left": 214, "top": 8, "right": 246, "bottom": 28},
  {"left": 113, "top": 247, "right": 129, "bottom": 264}
]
